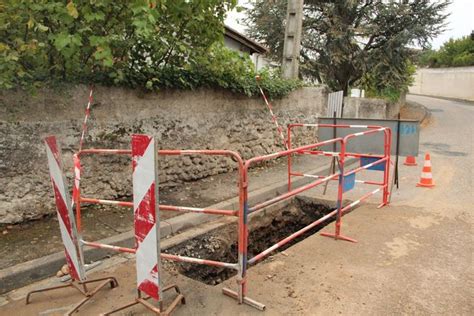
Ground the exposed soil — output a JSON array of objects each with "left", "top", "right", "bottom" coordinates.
[
  {"left": 164, "top": 196, "right": 334, "bottom": 285},
  {"left": 400, "top": 100, "right": 433, "bottom": 127}
]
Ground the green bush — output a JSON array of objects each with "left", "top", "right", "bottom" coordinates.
[
  {"left": 361, "top": 60, "right": 416, "bottom": 102},
  {"left": 417, "top": 36, "right": 474, "bottom": 68},
  {"left": 0, "top": 1, "right": 300, "bottom": 98},
  {"left": 134, "top": 44, "right": 302, "bottom": 99}
]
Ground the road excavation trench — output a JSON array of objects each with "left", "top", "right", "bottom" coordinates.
[{"left": 163, "top": 196, "right": 337, "bottom": 285}]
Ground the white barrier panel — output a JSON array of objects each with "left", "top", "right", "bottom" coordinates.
[{"left": 132, "top": 134, "right": 161, "bottom": 301}]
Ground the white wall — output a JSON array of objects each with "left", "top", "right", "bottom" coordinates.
[{"left": 409, "top": 67, "right": 474, "bottom": 101}]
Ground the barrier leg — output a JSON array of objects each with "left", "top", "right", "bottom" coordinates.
[
  {"left": 379, "top": 131, "right": 391, "bottom": 208},
  {"left": 27, "top": 136, "right": 118, "bottom": 313},
  {"left": 102, "top": 135, "right": 184, "bottom": 315},
  {"left": 320, "top": 150, "right": 357, "bottom": 243},
  {"left": 222, "top": 178, "right": 265, "bottom": 311},
  {"left": 102, "top": 285, "right": 185, "bottom": 316}
]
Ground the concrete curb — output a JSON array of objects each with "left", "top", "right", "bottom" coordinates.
[
  {"left": 404, "top": 99, "right": 431, "bottom": 125},
  {"left": 0, "top": 161, "right": 353, "bottom": 294}
]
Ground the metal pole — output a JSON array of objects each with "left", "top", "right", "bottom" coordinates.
[
  {"left": 323, "top": 110, "right": 338, "bottom": 195},
  {"left": 389, "top": 114, "right": 400, "bottom": 203},
  {"left": 287, "top": 125, "right": 292, "bottom": 191},
  {"left": 395, "top": 113, "right": 401, "bottom": 188}
]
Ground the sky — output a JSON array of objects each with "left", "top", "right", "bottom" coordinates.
[
  {"left": 431, "top": 0, "right": 473, "bottom": 48},
  {"left": 224, "top": 0, "right": 474, "bottom": 49}
]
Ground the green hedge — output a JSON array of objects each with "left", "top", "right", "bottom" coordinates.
[
  {"left": 128, "top": 44, "right": 302, "bottom": 99},
  {"left": 0, "top": 1, "right": 300, "bottom": 99},
  {"left": 417, "top": 36, "right": 474, "bottom": 68}
]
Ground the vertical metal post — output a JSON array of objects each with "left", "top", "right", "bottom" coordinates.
[
  {"left": 237, "top": 168, "right": 248, "bottom": 303},
  {"left": 389, "top": 114, "right": 400, "bottom": 203},
  {"left": 383, "top": 129, "right": 392, "bottom": 206},
  {"left": 395, "top": 113, "right": 401, "bottom": 188},
  {"left": 323, "top": 111, "right": 338, "bottom": 195},
  {"left": 222, "top": 161, "right": 265, "bottom": 311},
  {"left": 287, "top": 125, "right": 292, "bottom": 191},
  {"left": 321, "top": 138, "right": 357, "bottom": 243},
  {"left": 334, "top": 146, "right": 345, "bottom": 237}
]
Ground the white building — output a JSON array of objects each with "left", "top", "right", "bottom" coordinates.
[{"left": 223, "top": 26, "right": 274, "bottom": 71}]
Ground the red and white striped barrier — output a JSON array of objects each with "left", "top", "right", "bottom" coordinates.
[
  {"left": 45, "top": 136, "right": 86, "bottom": 282},
  {"left": 78, "top": 87, "right": 94, "bottom": 152},
  {"left": 132, "top": 134, "right": 162, "bottom": 301},
  {"left": 256, "top": 76, "right": 288, "bottom": 150},
  {"left": 72, "top": 154, "right": 81, "bottom": 205}
]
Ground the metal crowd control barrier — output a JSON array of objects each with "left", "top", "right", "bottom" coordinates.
[
  {"left": 223, "top": 125, "right": 391, "bottom": 307},
  {"left": 72, "top": 145, "right": 257, "bottom": 309},
  {"left": 286, "top": 123, "right": 391, "bottom": 242},
  {"left": 26, "top": 136, "right": 118, "bottom": 315}
]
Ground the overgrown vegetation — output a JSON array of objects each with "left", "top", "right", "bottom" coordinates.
[
  {"left": 140, "top": 43, "right": 301, "bottom": 98},
  {"left": 360, "top": 47, "right": 418, "bottom": 102},
  {"left": 0, "top": 0, "right": 300, "bottom": 98},
  {"left": 245, "top": 0, "right": 449, "bottom": 97},
  {"left": 362, "top": 60, "right": 416, "bottom": 102},
  {"left": 417, "top": 35, "right": 474, "bottom": 68}
]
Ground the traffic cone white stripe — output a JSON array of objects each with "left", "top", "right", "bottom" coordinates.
[{"left": 421, "top": 172, "right": 432, "bottom": 179}]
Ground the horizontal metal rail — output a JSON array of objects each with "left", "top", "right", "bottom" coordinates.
[
  {"left": 249, "top": 173, "right": 339, "bottom": 213},
  {"left": 344, "top": 156, "right": 388, "bottom": 177},
  {"left": 248, "top": 208, "right": 338, "bottom": 265},
  {"left": 289, "top": 172, "right": 384, "bottom": 186},
  {"left": 247, "top": 187, "right": 383, "bottom": 265},
  {"left": 80, "top": 197, "right": 237, "bottom": 216},
  {"left": 341, "top": 187, "right": 382, "bottom": 212},
  {"left": 82, "top": 240, "right": 238, "bottom": 269},
  {"left": 299, "top": 150, "right": 384, "bottom": 159}
]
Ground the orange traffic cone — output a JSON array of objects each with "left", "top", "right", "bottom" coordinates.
[
  {"left": 417, "top": 153, "right": 435, "bottom": 187},
  {"left": 404, "top": 155, "right": 417, "bottom": 166}
]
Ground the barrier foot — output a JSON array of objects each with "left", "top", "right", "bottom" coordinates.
[
  {"left": 101, "top": 284, "right": 185, "bottom": 315},
  {"left": 320, "top": 232, "right": 358, "bottom": 243},
  {"left": 377, "top": 202, "right": 389, "bottom": 209},
  {"left": 222, "top": 287, "right": 266, "bottom": 311},
  {"left": 26, "top": 276, "right": 118, "bottom": 315}
]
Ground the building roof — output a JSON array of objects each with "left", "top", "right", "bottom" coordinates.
[{"left": 224, "top": 25, "right": 269, "bottom": 55}]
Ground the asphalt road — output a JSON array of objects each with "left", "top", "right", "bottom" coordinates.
[{"left": 1, "top": 94, "right": 472, "bottom": 315}]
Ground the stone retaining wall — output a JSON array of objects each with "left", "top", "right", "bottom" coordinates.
[{"left": 0, "top": 86, "right": 327, "bottom": 223}]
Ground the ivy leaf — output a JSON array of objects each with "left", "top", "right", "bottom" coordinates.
[
  {"left": 36, "top": 24, "right": 49, "bottom": 32},
  {"left": 53, "top": 32, "right": 71, "bottom": 51},
  {"left": 27, "top": 18, "right": 34, "bottom": 29},
  {"left": 66, "top": 1, "right": 79, "bottom": 19}
]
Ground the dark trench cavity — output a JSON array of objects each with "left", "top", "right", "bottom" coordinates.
[{"left": 163, "top": 196, "right": 336, "bottom": 285}]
